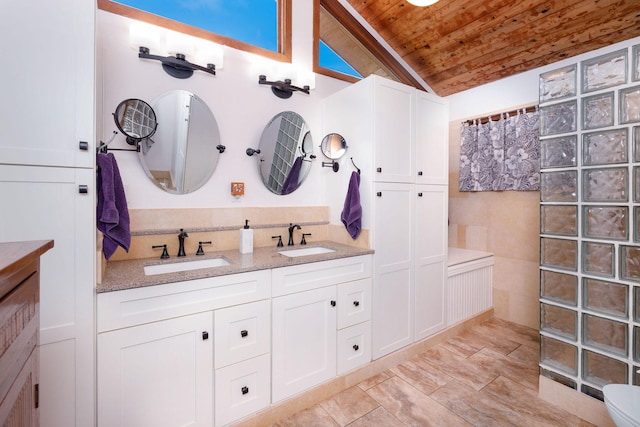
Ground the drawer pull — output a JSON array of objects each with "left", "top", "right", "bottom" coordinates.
[
  {"left": 418, "top": 192, "right": 423, "bottom": 197},
  {"left": 240, "top": 330, "right": 248, "bottom": 338},
  {"left": 353, "top": 301, "right": 360, "bottom": 307},
  {"left": 330, "top": 300, "right": 336, "bottom": 307},
  {"left": 78, "top": 185, "right": 89, "bottom": 194},
  {"left": 241, "top": 386, "right": 249, "bottom": 395},
  {"left": 418, "top": 171, "right": 423, "bottom": 176},
  {"left": 202, "top": 331, "right": 209, "bottom": 340},
  {"left": 376, "top": 192, "right": 382, "bottom": 197},
  {"left": 376, "top": 167, "right": 382, "bottom": 173},
  {"left": 353, "top": 344, "right": 359, "bottom": 351}
]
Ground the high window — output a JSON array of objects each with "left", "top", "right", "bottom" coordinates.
[
  {"left": 314, "top": 0, "right": 423, "bottom": 89},
  {"left": 97, "top": 0, "right": 291, "bottom": 62}
]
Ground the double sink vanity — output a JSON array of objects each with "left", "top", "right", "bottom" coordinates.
[{"left": 97, "top": 241, "right": 374, "bottom": 427}]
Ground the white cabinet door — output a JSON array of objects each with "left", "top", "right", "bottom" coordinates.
[
  {"left": 372, "top": 77, "right": 415, "bottom": 183},
  {"left": 415, "top": 185, "right": 448, "bottom": 340},
  {"left": 372, "top": 183, "right": 414, "bottom": 359},
  {"left": 0, "top": 165, "right": 95, "bottom": 427},
  {"left": 0, "top": 0, "right": 94, "bottom": 168},
  {"left": 272, "top": 286, "right": 337, "bottom": 402},
  {"left": 98, "top": 312, "right": 214, "bottom": 427},
  {"left": 415, "top": 91, "right": 449, "bottom": 185}
]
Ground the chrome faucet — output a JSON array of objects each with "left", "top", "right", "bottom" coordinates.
[
  {"left": 177, "top": 228, "right": 188, "bottom": 257},
  {"left": 288, "top": 223, "right": 301, "bottom": 246}
]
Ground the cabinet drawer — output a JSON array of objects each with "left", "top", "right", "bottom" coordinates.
[
  {"left": 98, "top": 270, "right": 270, "bottom": 332},
  {"left": 272, "top": 255, "right": 372, "bottom": 297},
  {"left": 337, "top": 321, "right": 371, "bottom": 375},
  {"left": 215, "top": 300, "right": 270, "bottom": 369},
  {"left": 215, "top": 354, "right": 270, "bottom": 427},
  {"left": 337, "top": 278, "right": 371, "bottom": 329}
]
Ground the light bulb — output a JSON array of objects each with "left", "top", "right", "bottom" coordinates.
[{"left": 407, "top": 0, "right": 439, "bottom": 6}]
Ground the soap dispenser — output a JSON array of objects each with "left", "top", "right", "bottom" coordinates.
[{"left": 239, "top": 219, "right": 253, "bottom": 254}]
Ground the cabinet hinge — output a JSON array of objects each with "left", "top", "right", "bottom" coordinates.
[{"left": 34, "top": 383, "right": 39, "bottom": 409}]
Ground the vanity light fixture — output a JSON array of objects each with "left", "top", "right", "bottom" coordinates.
[
  {"left": 406, "top": 0, "right": 439, "bottom": 6},
  {"left": 138, "top": 46, "right": 217, "bottom": 79},
  {"left": 258, "top": 75, "right": 310, "bottom": 99}
]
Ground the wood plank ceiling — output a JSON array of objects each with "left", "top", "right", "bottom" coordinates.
[{"left": 343, "top": 0, "right": 640, "bottom": 96}]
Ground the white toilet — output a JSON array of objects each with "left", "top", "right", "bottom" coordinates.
[{"left": 603, "top": 384, "right": 640, "bottom": 427}]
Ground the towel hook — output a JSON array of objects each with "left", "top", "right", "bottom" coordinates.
[{"left": 350, "top": 157, "right": 361, "bottom": 175}]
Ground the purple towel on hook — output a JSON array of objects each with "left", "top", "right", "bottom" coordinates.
[
  {"left": 97, "top": 153, "right": 131, "bottom": 260},
  {"left": 341, "top": 171, "right": 362, "bottom": 239},
  {"left": 282, "top": 156, "right": 303, "bottom": 195}
]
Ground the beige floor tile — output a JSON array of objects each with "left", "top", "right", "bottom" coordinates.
[
  {"left": 430, "top": 378, "right": 530, "bottom": 427},
  {"left": 319, "top": 386, "right": 379, "bottom": 426},
  {"left": 366, "top": 376, "right": 472, "bottom": 426},
  {"left": 482, "top": 376, "right": 595, "bottom": 426},
  {"left": 357, "top": 369, "right": 395, "bottom": 391},
  {"left": 271, "top": 404, "right": 339, "bottom": 427},
  {"left": 389, "top": 355, "right": 453, "bottom": 395},
  {"left": 416, "top": 346, "right": 498, "bottom": 391},
  {"left": 346, "top": 406, "right": 406, "bottom": 427},
  {"left": 468, "top": 348, "right": 539, "bottom": 391}
]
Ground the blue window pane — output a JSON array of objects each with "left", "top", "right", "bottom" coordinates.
[
  {"left": 320, "top": 41, "right": 362, "bottom": 79},
  {"left": 114, "top": 0, "right": 278, "bottom": 52}
]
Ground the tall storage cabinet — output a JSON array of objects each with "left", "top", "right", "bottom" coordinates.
[
  {"left": 322, "top": 75, "right": 449, "bottom": 360},
  {"left": 0, "top": 1, "right": 96, "bottom": 426}
]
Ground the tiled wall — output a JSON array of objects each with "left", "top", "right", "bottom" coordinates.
[
  {"left": 448, "top": 121, "right": 541, "bottom": 330},
  {"left": 102, "top": 206, "right": 369, "bottom": 262}
]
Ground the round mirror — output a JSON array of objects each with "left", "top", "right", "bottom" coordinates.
[
  {"left": 320, "top": 133, "right": 348, "bottom": 159},
  {"left": 255, "top": 111, "right": 313, "bottom": 195},
  {"left": 113, "top": 99, "right": 158, "bottom": 145},
  {"left": 138, "top": 90, "right": 222, "bottom": 194}
]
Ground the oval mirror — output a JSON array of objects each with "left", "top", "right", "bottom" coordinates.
[
  {"left": 255, "top": 111, "right": 313, "bottom": 195},
  {"left": 113, "top": 99, "right": 158, "bottom": 145},
  {"left": 138, "top": 90, "right": 222, "bottom": 194},
  {"left": 320, "top": 133, "right": 347, "bottom": 159}
]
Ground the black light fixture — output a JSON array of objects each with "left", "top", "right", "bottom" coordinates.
[
  {"left": 138, "top": 46, "right": 216, "bottom": 79},
  {"left": 259, "top": 75, "right": 310, "bottom": 99}
]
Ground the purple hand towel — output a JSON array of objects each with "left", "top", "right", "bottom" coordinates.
[
  {"left": 341, "top": 171, "right": 362, "bottom": 239},
  {"left": 97, "top": 153, "right": 131, "bottom": 260},
  {"left": 282, "top": 156, "right": 303, "bottom": 195}
]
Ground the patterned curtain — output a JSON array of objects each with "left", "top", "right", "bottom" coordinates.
[{"left": 459, "top": 110, "right": 540, "bottom": 191}]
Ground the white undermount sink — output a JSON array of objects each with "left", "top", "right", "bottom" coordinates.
[
  {"left": 144, "top": 257, "right": 230, "bottom": 276},
  {"left": 278, "top": 246, "right": 336, "bottom": 257}
]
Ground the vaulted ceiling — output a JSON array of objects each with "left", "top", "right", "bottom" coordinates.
[{"left": 342, "top": 0, "right": 640, "bottom": 96}]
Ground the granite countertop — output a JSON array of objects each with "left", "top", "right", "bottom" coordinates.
[{"left": 98, "top": 241, "right": 374, "bottom": 293}]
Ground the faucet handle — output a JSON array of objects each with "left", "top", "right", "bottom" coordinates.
[
  {"left": 196, "top": 241, "right": 212, "bottom": 256},
  {"left": 301, "top": 233, "right": 311, "bottom": 245},
  {"left": 272, "top": 235, "right": 283, "bottom": 247},
  {"left": 152, "top": 244, "right": 170, "bottom": 259}
]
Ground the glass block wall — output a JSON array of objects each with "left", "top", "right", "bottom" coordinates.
[{"left": 539, "top": 44, "right": 640, "bottom": 401}]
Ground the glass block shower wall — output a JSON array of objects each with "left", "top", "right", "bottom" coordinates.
[{"left": 539, "top": 44, "right": 640, "bottom": 401}]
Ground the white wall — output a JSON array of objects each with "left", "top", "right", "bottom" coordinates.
[
  {"left": 97, "top": 3, "right": 349, "bottom": 210},
  {"left": 447, "top": 36, "right": 640, "bottom": 121}
]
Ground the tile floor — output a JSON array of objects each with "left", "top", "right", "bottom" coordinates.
[{"left": 271, "top": 317, "right": 595, "bottom": 426}]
